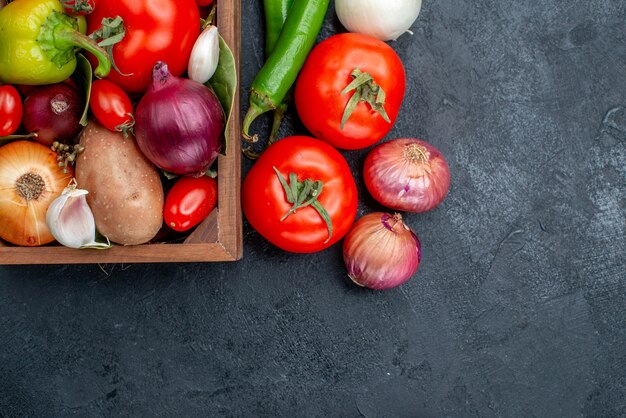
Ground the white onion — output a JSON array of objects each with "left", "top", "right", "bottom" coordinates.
[{"left": 335, "top": 0, "right": 422, "bottom": 41}]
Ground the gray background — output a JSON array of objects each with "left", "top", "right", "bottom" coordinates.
[{"left": 1, "top": 0, "right": 625, "bottom": 416}]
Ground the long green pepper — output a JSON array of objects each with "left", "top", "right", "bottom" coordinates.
[
  {"left": 259, "top": 0, "right": 293, "bottom": 155},
  {"left": 264, "top": 0, "right": 293, "bottom": 56},
  {"left": 243, "top": 0, "right": 330, "bottom": 143}
]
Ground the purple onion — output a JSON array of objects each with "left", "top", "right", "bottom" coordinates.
[
  {"left": 134, "top": 61, "right": 224, "bottom": 175},
  {"left": 343, "top": 212, "right": 421, "bottom": 290},
  {"left": 364, "top": 138, "right": 451, "bottom": 213},
  {"left": 23, "top": 84, "right": 83, "bottom": 146}
]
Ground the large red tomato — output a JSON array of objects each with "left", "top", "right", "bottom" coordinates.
[
  {"left": 242, "top": 136, "right": 358, "bottom": 253},
  {"left": 295, "top": 33, "right": 406, "bottom": 150},
  {"left": 86, "top": 0, "right": 200, "bottom": 94}
]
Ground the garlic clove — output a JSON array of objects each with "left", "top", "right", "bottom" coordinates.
[
  {"left": 188, "top": 25, "right": 220, "bottom": 84},
  {"left": 46, "top": 182, "right": 110, "bottom": 249}
]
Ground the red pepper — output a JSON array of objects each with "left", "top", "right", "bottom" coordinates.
[{"left": 86, "top": 0, "right": 201, "bottom": 94}]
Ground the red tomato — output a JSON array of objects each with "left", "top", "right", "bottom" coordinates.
[
  {"left": 0, "top": 85, "right": 22, "bottom": 136},
  {"left": 196, "top": 0, "right": 214, "bottom": 5},
  {"left": 86, "top": 0, "right": 200, "bottom": 94},
  {"left": 164, "top": 176, "right": 217, "bottom": 232},
  {"left": 62, "top": 0, "right": 95, "bottom": 15},
  {"left": 295, "top": 33, "right": 406, "bottom": 150},
  {"left": 242, "top": 136, "right": 358, "bottom": 253},
  {"left": 89, "top": 80, "right": 134, "bottom": 133}
]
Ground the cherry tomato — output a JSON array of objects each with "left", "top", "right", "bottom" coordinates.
[
  {"left": 0, "top": 85, "right": 22, "bottom": 136},
  {"left": 86, "top": 0, "right": 200, "bottom": 94},
  {"left": 295, "top": 33, "right": 406, "bottom": 150},
  {"left": 164, "top": 176, "right": 217, "bottom": 232},
  {"left": 89, "top": 80, "right": 134, "bottom": 133},
  {"left": 242, "top": 136, "right": 358, "bottom": 253},
  {"left": 196, "top": 0, "right": 214, "bottom": 5},
  {"left": 62, "top": 0, "right": 95, "bottom": 16}
]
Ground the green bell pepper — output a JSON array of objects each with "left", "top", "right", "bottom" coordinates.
[{"left": 0, "top": 0, "right": 111, "bottom": 85}]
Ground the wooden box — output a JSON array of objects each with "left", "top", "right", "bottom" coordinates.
[{"left": 0, "top": 1, "right": 242, "bottom": 264}]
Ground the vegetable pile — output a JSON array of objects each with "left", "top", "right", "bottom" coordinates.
[
  {"left": 0, "top": 0, "right": 236, "bottom": 249},
  {"left": 243, "top": 0, "right": 449, "bottom": 290}
]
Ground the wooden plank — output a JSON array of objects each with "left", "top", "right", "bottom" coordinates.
[
  {"left": 0, "top": 243, "right": 234, "bottom": 265},
  {"left": 185, "top": 209, "right": 219, "bottom": 244},
  {"left": 215, "top": 0, "right": 243, "bottom": 261}
]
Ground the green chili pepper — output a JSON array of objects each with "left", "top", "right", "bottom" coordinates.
[
  {"left": 0, "top": 0, "right": 112, "bottom": 85},
  {"left": 264, "top": 0, "right": 293, "bottom": 55},
  {"left": 240, "top": 0, "right": 294, "bottom": 159},
  {"left": 242, "top": 0, "right": 330, "bottom": 143}
]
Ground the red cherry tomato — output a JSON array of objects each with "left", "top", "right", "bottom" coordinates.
[
  {"left": 89, "top": 79, "right": 134, "bottom": 133},
  {"left": 62, "top": 0, "right": 96, "bottom": 16},
  {"left": 0, "top": 85, "right": 22, "bottom": 136},
  {"left": 86, "top": 0, "right": 200, "bottom": 94},
  {"left": 242, "top": 136, "right": 358, "bottom": 253},
  {"left": 295, "top": 33, "right": 406, "bottom": 150},
  {"left": 164, "top": 176, "right": 218, "bottom": 232},
  {"left": 196, "top": 0, "right": 214, "bottom": 6}
]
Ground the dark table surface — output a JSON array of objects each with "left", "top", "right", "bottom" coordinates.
[{"left": 1, "top": 1, "right": 625, "bottom": 417}]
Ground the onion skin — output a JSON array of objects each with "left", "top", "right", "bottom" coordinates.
[
  {"left": 343, "top": 212, "right": 421, "bottom": 290},
  {"left": 364, "top": 138, "right": 450, "bottom": 213},
  {"left": 22, "top": 83, "right": 84, "bottom": 146},
  {"left": 135, "top": 61, "right": 224, "bottom": 176},
  {"left": 0, "top": 141, "right": 73, "bottom": 246}
]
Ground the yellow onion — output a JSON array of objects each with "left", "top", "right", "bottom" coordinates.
[
  {"left": 0, "top": 141, "right": 73, "bottom": 246},
  {"left": 343, "top": 212, "right": 421, "bottom": 290}
]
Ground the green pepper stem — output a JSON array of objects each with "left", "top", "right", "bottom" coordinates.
[
  {"left": 241, "top": 101, "right": 286, "bottom": 160},
  {"left": 56, "top": 30, "right": 111, "bottom": 78},
  {"left": 242, "top": 89, "right": 275, "bottom": 143},
  {"left": 37, "top": 10, "right": 112, "bottom": 78},
  {"left": 269, "top": 101, "right": 288, "bottom": 146}
]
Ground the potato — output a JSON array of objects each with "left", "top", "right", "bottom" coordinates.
[{"left": 75, "top": 120, "right": 164, "bottom": 245}]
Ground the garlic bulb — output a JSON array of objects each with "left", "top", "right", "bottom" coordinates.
[
  {"left": 46, "top": 181, "right": 110, "bottom": 249},
  {"left": 188, "top": 25, "right": 220, "bottom": 84},
  {"left": 335, "top": 0, "right": 422, "bottom": 41}
]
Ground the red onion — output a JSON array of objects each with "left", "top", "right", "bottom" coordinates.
[
  {"left": 22, "top": 84, "right": 83, "bottom": 146},
  {"left": 343, "top": 212, "right": 421, "bottom": 290},
  {"left": 364, "top": 138, "right": 450, "bottom": 213},
  {"left": 135, "top": 61, "right": 224, "bottom": 176}
]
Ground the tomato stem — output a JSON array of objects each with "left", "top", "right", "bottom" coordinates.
[
  {"left": 89, "top": 16, "right": 130, "bottom": 76},
  {"left": 62, "top": 0, "right": 94, "bottom": 14},
  {"left": 340, "top": 68, "right": 391, "bottom": 129},
  {"left": 115, "top": 113, "right": 135, "bottom": 138},
  {"left": 273, "top": 166, "right": 333, "bottom": 243}
]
